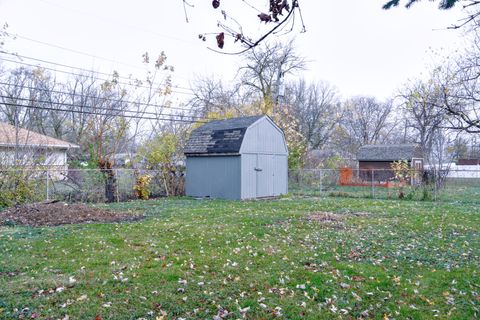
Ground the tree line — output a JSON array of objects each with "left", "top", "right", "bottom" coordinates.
[{"left": 1, "top": 22, "right": 480, "bottom": 202}]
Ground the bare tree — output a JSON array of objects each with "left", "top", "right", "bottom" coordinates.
[
  {"left": 433, "top": 33, "right": 480, "bottom": 133},
  {"left": 239, "top": 40, "right": 307, "bottom": 115},
  {"left": 0, "top": 51, "right": 174, "bottom": 202},
  {"left": 287, "top": 79, "right": 341, "bottom": 150},
  {"left": 398, "top": 79, "right": 447, "bottom": 162},
  {"left": 341, "top": 96, "right": 394, "bottom": 145},
  {"left": 336, "top": 96, "right": 395, "bottom": 157},
  {"left": 188, "top": 76, "right": 245, "bottom": 117}
]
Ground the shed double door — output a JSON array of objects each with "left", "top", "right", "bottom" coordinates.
[{"left": 243, "top": 153, "right": 285, "bottom": 199}]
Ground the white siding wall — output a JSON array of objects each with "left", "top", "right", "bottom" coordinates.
[
  {"left": 240, "top": 117, "right": 288, "bottom": 155},
  {"left": 240, "top": 117, "right": 288, "bottom": 199},
  {"left": 0, "top": 147, "right": 67, "bottom": 168}
]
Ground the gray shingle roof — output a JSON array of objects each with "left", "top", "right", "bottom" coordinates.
[
  {"left": 357, "top": 144, "right": 422, "bottom": 161},
  {"left": 184, "top": 115, "right": 264, "bottom": 156}
]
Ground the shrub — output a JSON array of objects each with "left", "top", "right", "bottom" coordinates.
[
  {"left": 133, "top": 174, "right": 152, "bottom": 200},
  {"left": 0, "top": 170, "right": 45, "bottom": 207}
]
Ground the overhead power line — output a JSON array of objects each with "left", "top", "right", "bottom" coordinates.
[
  {"left": 0, "top": 55, "right": 194, "bottom": 96},
  {"left": 0, "top": 51, "right": 193, "bottom": 92},
  {"left": 0, "top": 82, "right": 197, "bottom": 113},
  {"left": 0, "top": 101, "right": 208, "bottom": 124},
  {"left": 0, "top": 95, "right": 211, "bottom": 121},
  {"left": 35, "top": 0, "right": 202, "bottom": 48},
  {"left": 5, "top": 32, "right": 196, "bottom": 82},
  {"left": 5, "top": 32, "right": 145, "bottom": 72}
]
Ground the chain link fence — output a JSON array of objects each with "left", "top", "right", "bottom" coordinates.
[
  {"left": 1, "top": 167, "right": 480, "bottom": 206},
  {"left": 289, "top": 168, "right": 480, "bottom": 204},
  {"left": 0, "top": 168, "right": 184, "bottom": 206}
]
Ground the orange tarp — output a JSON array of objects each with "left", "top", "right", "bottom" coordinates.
[{"left": 338, "top": 167, "right": 395, "bottom": 188}]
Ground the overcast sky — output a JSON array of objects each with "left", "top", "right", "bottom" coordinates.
[{"left": 0, "top": 0, "right": 468, "bottom": 102}]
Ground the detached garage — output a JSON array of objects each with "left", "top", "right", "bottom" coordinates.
[{"left": 184, "top": 115, "right": 288, "bottom": 200}]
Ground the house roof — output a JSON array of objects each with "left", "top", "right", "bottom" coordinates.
[
  {"left": 184, "top": 115, "right": 264, "bottom": 156},
  {"left": 357, "top": 144, "right": 422, "bottom": 161},
  {"left": 0, "top": 122, "right": 79, "bottom": 149}
]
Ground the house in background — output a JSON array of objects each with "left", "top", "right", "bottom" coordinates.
[
  {"left": 184, "top": 115, "right": 288, "bottom": 200},
  {"left": 457, "top": 158, "right": 480, "bottom": 165},
  {"left": 0, "top": 122, "right": 79, "bottom": 174},
  {"left": 356, "top": 144, "right": 424, "bottom": 183}
]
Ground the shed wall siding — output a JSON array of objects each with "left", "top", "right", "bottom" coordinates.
[
  {"left": 240, "top": 118, "right": 287, "bottom": 155},
  {"left": 186, "top": 156, "right": 241, "bottom": 200}
]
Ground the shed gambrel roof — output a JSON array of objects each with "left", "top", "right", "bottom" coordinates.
[
  {"left": 184, "top": 115, "right": 264, "bottom": 156},
  {"left": 357, "top": 144, "right": 422, "bottom": 161}
]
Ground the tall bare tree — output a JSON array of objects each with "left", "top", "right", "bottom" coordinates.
[
  {"left": 188, "top": 76, "right": 245, "bottom": 117},
  {"left": 398, "top": 78, "right": 446, "bottom": 162},
  {"left": 287, "top": 79, "right": 341, "bottom": 150},
  {"left": 239, "top": 40, "right": 307, "bottom": 115},
  {"left": 333, "top": 96, "right": 395, "bottom": 158},
  {"left": 433, "top": 30, "right": 480, "bottom": 133}
]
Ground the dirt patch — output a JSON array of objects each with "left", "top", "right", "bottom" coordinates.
[
  {"left": 307, "top": 212, "right": 344, "bottom": 222},
  {"left": 305, "top": 211, "right": 369, "bottom": 229},
  {"left": 0, "top": 201, "right": 143, "bottom": 227}
]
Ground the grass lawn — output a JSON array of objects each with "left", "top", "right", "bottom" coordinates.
[{"left": 0, "top": 197, "right": 479, "bottom": 319}]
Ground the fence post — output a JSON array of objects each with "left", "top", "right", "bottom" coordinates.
[
  {"left": 371, "top": 169, "right": 374, "bottom": 199},
  {"left": 46, "top": 169, "right": 50, "bottom": 201},
  {"left": 297, "top": 168, "right": 305, "bottom": 197},
  {"left": 115, "top": 169, "right": 119, "bottom": 203},
  {"left": 319, "top": 169, "right": 323, "bottom": 198}
]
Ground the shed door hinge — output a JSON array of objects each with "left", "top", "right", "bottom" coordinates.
[{"left": 254, "top": 167, "right": 263, "bottom": 172}]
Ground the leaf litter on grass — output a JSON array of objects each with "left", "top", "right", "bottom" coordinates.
[{"left": 0, "top": 197, "right": 479, "bottom": 319}]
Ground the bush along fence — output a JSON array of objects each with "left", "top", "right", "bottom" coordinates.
[{"left": 1, "top": 167, "right": 480, "bottom": 206}]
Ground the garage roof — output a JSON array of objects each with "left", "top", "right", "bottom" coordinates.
[{"left": 357, "top": 144, "right": 422, "bottom": 161}]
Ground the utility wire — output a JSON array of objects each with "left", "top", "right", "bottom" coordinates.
[
  {"left": 0, "top": 51, "right": 193, "bottom": 92},
  {"left": 0, "top": 95, "right": 211, "bottom": 120},
  {"left": 0, "top": 56, "right": 195, "bottom": 96},
  {"left": 0, "top": 82, "right": 197, "bottom": 113},
  {"left": 5, "top": 32, "right": 145, "bottom": 72},
  {"left": 5, "top": 32, "right": 195, "bottom": 82},
  {"left": 0, "top": 101, "right": 207, "bottom": 123},
  {"left": 36, "top": 0, "right": 202, "bottom": 48}
]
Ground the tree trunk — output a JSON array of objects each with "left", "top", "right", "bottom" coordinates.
[{"left": 104, "top": 170, "right": 117, "bottom": 203}]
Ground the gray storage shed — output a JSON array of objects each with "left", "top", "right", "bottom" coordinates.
[{"left": 184, "top": 115, "right": 288, "bottom": 200}]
